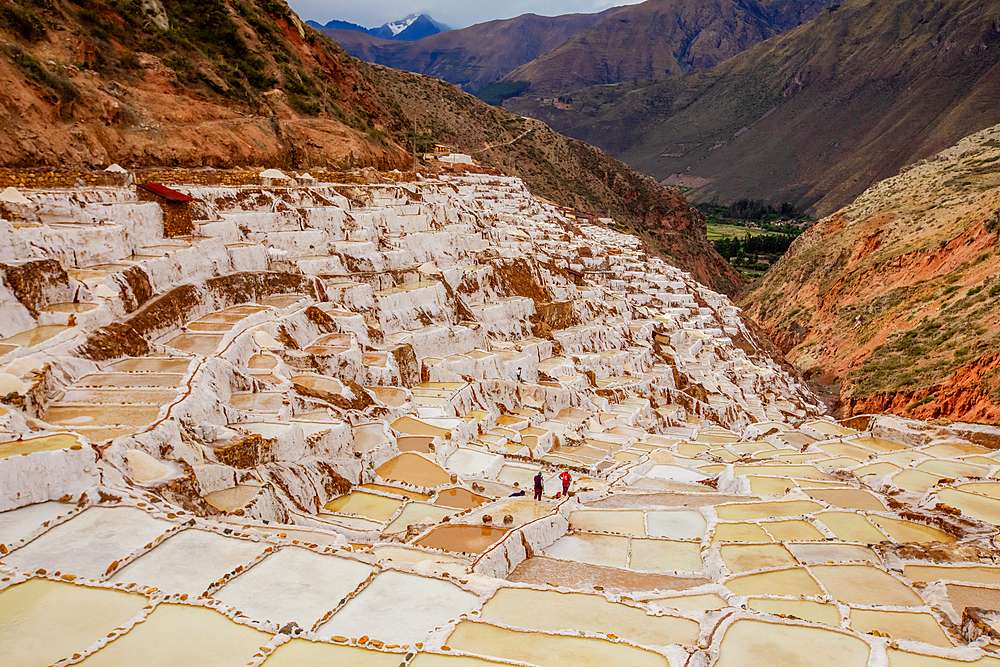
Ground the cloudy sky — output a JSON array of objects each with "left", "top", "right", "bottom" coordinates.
[{"left": 287, "top": 0, "right": 644, "bottom": 30}]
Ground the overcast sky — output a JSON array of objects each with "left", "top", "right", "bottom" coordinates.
[{"left": 287, "top": 0, "right": 644, "bottom": 30}]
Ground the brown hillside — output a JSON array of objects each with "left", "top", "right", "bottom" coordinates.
[
  {"left": 322, "top": 9, "right": 623, "bottom": 93},
  {"left": 500, "top": 0, "right": 828, "bottom": 96},
  {"left": 0, "top": 0, "right": 738, "bottom": 293},
  {"left": 508, "top": 0, "right": 1000, "bottom": 217},
  {"left": 741, "top": 123, "right": 1000, "bottom": 423}
]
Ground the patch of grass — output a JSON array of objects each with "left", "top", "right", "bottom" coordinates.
[
  {"left": 907, "top": 396, "right": 933, "bottom": 411},
  {"left": 0, "top": 3, "right": 47, "bottom": 42}
]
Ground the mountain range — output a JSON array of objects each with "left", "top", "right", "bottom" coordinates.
[
  {"left": 306, "top": 13, "right": 450, "bottom": 42},
  {"left": 320, "top": 9, "right": 625, "bottom": 93},
  {"left": 505, "top": 0, "right": 1000, "bottom": 216}
]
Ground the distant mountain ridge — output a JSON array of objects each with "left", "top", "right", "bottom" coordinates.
[
  {"left": 306, "top": 13, "right": 450, "bottom": 41},
  {"left": 498, "top": 0, "right": 831, "bottom": 96},
  {"left": 505, "top": 0, "right": 1000, "bottom": 217},
  {"left": 321, "top": 9, "right": 625, "bottom": 92}
]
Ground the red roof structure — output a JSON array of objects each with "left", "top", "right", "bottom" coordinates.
[{"left": 137, "top": 183, "right": 194, "bottom": 203}]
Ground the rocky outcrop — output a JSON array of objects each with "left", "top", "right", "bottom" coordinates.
[{"left": 742, "top": 123, "right": 1000, "bottom": 423}]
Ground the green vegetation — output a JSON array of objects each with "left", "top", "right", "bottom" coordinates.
[
  {"left": 695, "top": 199, "right": 811, "bottom": 228},
  {"left": 0, "top": 3, "right": 46, "bottom": 42},
  {"left": 699, "top": 198, "right": 809, "bottom": 273},
  {"left": 475, "top": 81, "right": 530, "bottom": 107}
]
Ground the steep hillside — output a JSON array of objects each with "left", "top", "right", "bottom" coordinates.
[
  {"left": 499, "top": 0, "right": 828, "bottom": 96},
  {"left": 508, "top": 0, "right": 1000, "bottom": 217},
  {"left": 322, "top": 9, "right": 622, "bottom": 93},
  {"left": 0, "top": 0, "right": 738, "bottom": 293},
  {"left": 742, "top": 123, "right": 1000, "bottom": 423}
]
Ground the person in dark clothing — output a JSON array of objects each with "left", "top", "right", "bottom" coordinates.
[{"left": 533, "top": 471, "right": 544, "bottom": 501}]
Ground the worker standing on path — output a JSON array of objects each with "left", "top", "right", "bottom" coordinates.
[
  {"left": 559, "top": 470, "right": 572, "bottom": 497},
  {"left": 533, "top": 471, "right": 544, "bottom": 501}
]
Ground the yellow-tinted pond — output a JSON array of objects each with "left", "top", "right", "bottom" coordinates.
[
  {"left": 937, "top": 488, "right": 1000, "bottom": 525},
  {"left": 391, "top": 416, "right": 450, "bottom": 438},
  {"left": 725, "top": 567, "right": 823, "bottom": 597},
  {"left": 324, "top": 491, "right": 404, "bottom": 521},
  {"left": 721, "top": 544, "right": 798, "bottom": 574},
  {"left": 481, "top": 587, "right": 700, "bottom": 646},
  {"left": 376, "top": 453, "right": 452, "bottom": 487},
  {"left": 849, "top": 608, "right": 952, "bottom": 647},
  {"left": 887, "top": 648, "right": 1000, "bottom": 667},
  {"left": 712, "top": 522, "right": 772, "bottom": 543},
  {"left": 903, "top": 565, "right": 1000, "bottom": 585},
  {"left": 397, "top": 435, "right": 435, "bottom": 453},
  {"left": 869, "top": 516, "right": 956, "bottom": 543},
  {"left": 446, "top": 621, "right": 669, "bottom": 667},
  {"left": 650, "top": 592, "right": 728, "bottom": 611},
  {"left": 0, "top": 579, "right": 148, "bottom": 667},
  {"left": 715, "top": 618, "right": 869, "bottom": 667},
  {"left": 815, "top": 511, "right": 887, "bottom": 543},
  {"left": 0, "top": 433, "right": 81, "bottom": 459},
  {"left": 804, "top": 488, "right": 886, "bottom": 511},
  {"left": 569, "top": 509, "right": 646, "bottom": 535},
  {"left": 810, "top": 564, "right": 923, "bottom": 606},
  {"left": 415, "top": 525, "right": 508, "bottom": 554},
  {"left": 748, "top": 598, "right": 841, "bottom": 626},
  {"left": 1, "top": 325, "right": 71, "bottom": 347},
  {"left": 203, "top": 485, "right": 261, "bottom": 512},
  {"left": 361, "top": 483, "right": 431, "bottom": 501},
  {"left": 761, "top": 520, "right": 826, "bottom": 541},
  {"left": 77, "top": 603, "right": 269, "bottom": 667},
  {"left": 383, "top": 502, "right": 455, "bottom": 533},
  {"left": 716, "top": 500, "right": 824, "bottom": 521},
  {"left": 262, "top": 639, "right": 403, "bottom": 666},
  {"left": 629, "top": 538, "right": 703, "bottom": 572}
]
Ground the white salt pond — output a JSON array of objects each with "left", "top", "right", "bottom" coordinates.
[
  {"left": 108, "top": 529, "right": 267, "bottom": 594},
  {"left": 0, "top": 506, "right": 172, "bottom": 580},
  {"left": 317, "top": 570, "right": 480, "bottom": 645},
  {"left": 212, "top": 547, "right": 373, "bottom": 627},
  {"left": 0, "top": 501, "right": 74, "bottom": 546}
]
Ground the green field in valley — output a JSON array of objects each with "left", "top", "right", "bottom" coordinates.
[{"left": 706, "top": 223, "right": 775, "bottom": 242}]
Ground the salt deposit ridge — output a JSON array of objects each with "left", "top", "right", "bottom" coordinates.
[{"left": 2, "top": 171, "right": 1000, "bottom": 666}]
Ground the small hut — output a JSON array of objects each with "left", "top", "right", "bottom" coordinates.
[{"left": 136, "top": 183, "right": 194, "bottom": 237}]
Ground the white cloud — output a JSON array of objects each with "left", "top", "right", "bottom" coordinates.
[{"left": 289, "top": 0, "right": 645, "bottom": 30}]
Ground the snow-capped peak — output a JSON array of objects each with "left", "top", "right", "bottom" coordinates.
[{"left": 386, "top": 14, "right": 420, "bottom": 35}]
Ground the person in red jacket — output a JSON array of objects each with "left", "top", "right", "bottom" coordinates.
[
  {"left": 533, "top": 471, "right": 544, "bottom": 501},
  {"left": 559, "top": 470, "right": 572, "bottom": 497}
]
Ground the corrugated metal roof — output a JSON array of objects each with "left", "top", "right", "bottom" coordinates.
[{"left": 137, "top": 182, "right": 194, "bottom": 202}]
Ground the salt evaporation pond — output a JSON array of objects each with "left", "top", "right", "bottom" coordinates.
[
  {"left": 318, "top": 570, "right": 480, "bottom": 645},
  {"left": 376, "top": 452, "right": 452, "bottom": 487},
  {"left": 415, "top": 524, "right": 508, "bottom": 554}
]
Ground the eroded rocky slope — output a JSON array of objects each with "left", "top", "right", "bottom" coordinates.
[{"left": 743, "top": 123, "right": 1000, "bottom": 422}]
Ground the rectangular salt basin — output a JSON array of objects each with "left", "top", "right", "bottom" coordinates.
[
  {"left": 721, "top": 544, "right": 798, "bottom": 574},
  {"left": 77, "top": 603, "right": 270, "bottom": 667},
  {"left": 810, "top": 565, "right": 924, "bottom": 606},
  {"left": 318, "top": 570, "right": 480, "bottom": 645},
  {"left": 0, "top": 501, "right": 74, "bottom": 545},
  {"left": 108, "top": 529, "right": 267, "bottom": 594},
  {"left": 1, "top": 506, "right": 172, "bottom": 580},
  {"left": 725, "top": 567, "right": 824, "bottom": 597},
  {"left": 43, "top": 404, "right": 162, "bottom": 427},
  {"left": 569, "top": 509, "right": 646, "bottom": 535},
  {"left": 903, "top": 565, "right": 1000, "bottom": 585},
  {"left": 447, "top": 621, "right": 669, "bottom": 667},
  {"left": 384, "top": 502, "right": 455, "bottom": 533},
  {"left": 629, "top": 538, "right": 703, "bottom": 572},
  {"left": 480, "top": 587, "right": 700, "bottom": 647},
  {"left": 645, "top": 510, "right": 707, "bottom": 539},
  {"left": 887, "top": 649, "right": 1000, "bottom": 667},
  {"left": 544, "top": 533, "right": 630, "bottom": 569},
  {"left": 0, "top": 579, "right": 148, "bottom": 667},
  {"left": 815, "top": 511, "right": 887, "bottom": 542},
  {"left": 715, "top": 500, "right": 824, "bottom": 521},
  {"left": 324, "top": 491, "right": 403, "bottom": 522},
  {"left": 761, "top": 520, "right": 826, "bottom": 541},
  {"left": 212, "top": 547, "right": 373, "bottom": 628},
  {"left": 0, "top": 433, "right": 82, "bottom": 459},
  {"left": 748, "top": 598, "right": 841, "bottom": 626},
  {"left": 263, "top": 639, "right": 404, "bottom": 666},
  {"left": 849, "top": 608, "right": 953, "bottom": 647},
  {"left": 715, "top": 618, "right": 869, "bottom": 667}
]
